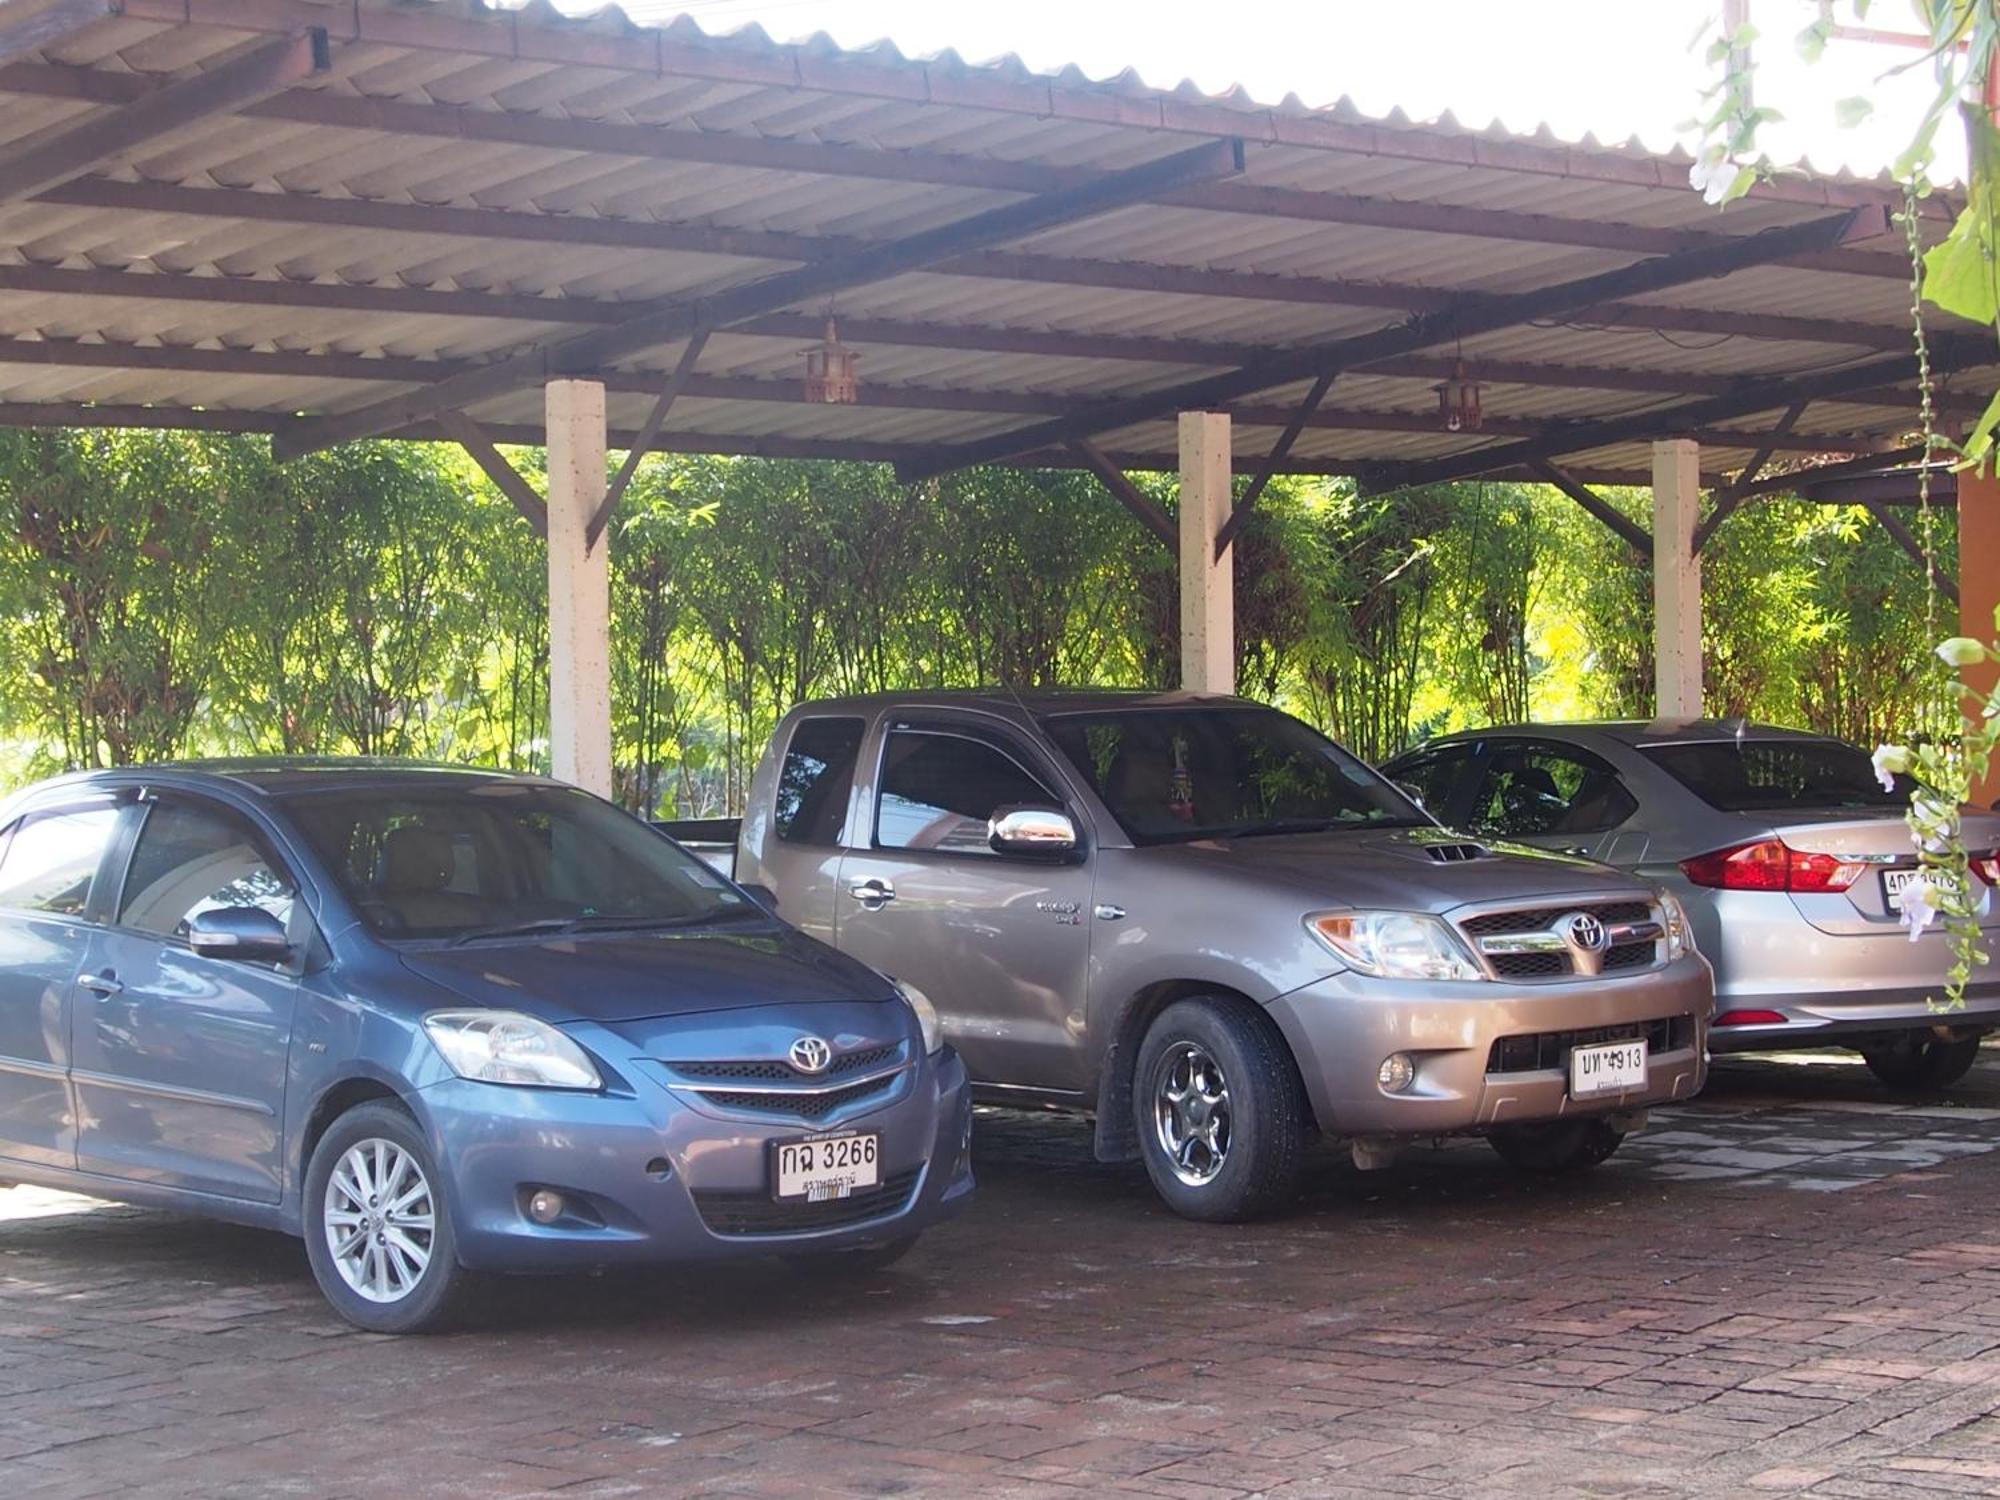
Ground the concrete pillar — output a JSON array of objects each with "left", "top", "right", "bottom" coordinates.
[
  {"left": 544, "top": 378, "right": 614, "bottom": 796},
  {"left": 1962, "top": 465, "right": 2000, "bottom": 804},
  {"left": 1651, "top": 438, "right": 1703, "bottom": 719},
  {"left": 1179, "top": 410, "right": 1233, "bottom": 694}
]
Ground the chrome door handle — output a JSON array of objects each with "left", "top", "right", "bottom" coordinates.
[
  {"left": 78, "top": 972, "right": 123, "bottom": 996},
  {"left": 847, "top": 878, "right": 896, "bottom": 909}
]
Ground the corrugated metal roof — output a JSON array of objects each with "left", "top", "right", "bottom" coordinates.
[{"left": 0, "top": 0, "right": 1981, "bottom": 486}]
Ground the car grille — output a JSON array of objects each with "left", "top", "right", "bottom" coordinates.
[
  {"left": 671, "top": 1043, "right": 904, "bottom": 1083},
  {"left": 1486, "top": 1015, "right": 1698, "bottom": 1074},
  {"left": 693, "top": 1073, "right": 901, "bottom": 1121},
  {"left": 692, "top": 1167, "right": 923, "bottom": 1237},
  {"left": 1487, "top": 951, "right": 1570, "bottom": 979},
  {"left": 1462, "top": 901, "right": 1653, "bottom": 936}
]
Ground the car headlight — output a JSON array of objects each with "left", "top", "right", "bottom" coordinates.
[
  {"left": 1307, "top": 911, "right": 1484, "bottom": 982},
  {"left": 894, "top": 979, "right": 944, "bottom": 1055},
  {"left": 1657, "top": 889, "right": 1696, "bottom": 960},
  {"left": 423, "top": 1010, "right": 602, "bottom": 1090}
]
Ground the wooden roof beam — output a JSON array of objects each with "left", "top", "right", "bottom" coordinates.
[
  {"left": 0, "top": 31, "right": 328, "bottom": 207},
  {"left": 1523, "top": 459, "right": 1652, "bottom": 560},
  {"left": 896, "top": 208, "right": 1882, "bottom": 481},
  {"left": 270, "top": 136, "right": 1246, "bottom": 460},
  {"left": 433, "top": 410, "right": 547, "bottom": 540},
  {"left": 1217, "top": 371, "right": 1337, "bottom": 556},
  {"left": 1864, "top": 501, "right": 1959, "bottom": 604},
  {"left": 1066, "top": 440, "right": 1177, "bottom": 550},
  {"left": 1692, "top": 401, "right": 1808, "bottom": 552},
  {"left": 1365, "top": 350, "right": 1980, "bottom": 493},
  {"left": 25, "top": 178, "right": 1924, "bottom": 354}
]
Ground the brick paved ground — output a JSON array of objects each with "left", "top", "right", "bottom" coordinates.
[{"left": 7, "top": 1053, "right": 2000, "bottom": 1498}]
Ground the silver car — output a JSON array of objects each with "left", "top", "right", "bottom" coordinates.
[{"left": 1387, "top": 721, "right": 2000, "bottom": 1090}]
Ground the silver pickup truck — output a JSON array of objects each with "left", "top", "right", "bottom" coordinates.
[{"left": 667, "top": 690, "right": 1713, "bottom": 1221}]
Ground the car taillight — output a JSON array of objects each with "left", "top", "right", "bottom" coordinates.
[
  {"left": 1713, "top": 1009, "right": 1787, "bottom": 1027},
  {"left": 1679, "top": 838, "right": 1865, "bottom": 893}
]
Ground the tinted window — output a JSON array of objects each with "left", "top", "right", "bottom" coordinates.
[
  {"left": 0, "top": 806, "right": 117, "bottom": 917},
  {"left": 1642, "top": 738, "right": 1904, "bottom": 813},
  {"left": 1468, "top": 743, "right": 1638, "bottom": 837},
  {"left": 775, "top": 716, "right": 864, "bottom": 845},
  {"left": 285, "top": 782, "right": 748, "bottom": 940},
  {"left": 1045, "top": 707, "right": 1421, "bottom": 846},
  {"left": 1387, "top": 745, "right": 1476, "bottom": 814},
  {"left": 877, "top": 729, "right": 1060, "bottom": 854},
  {"left": 119, "top": 800, "right": 296, "bottom": 940}
]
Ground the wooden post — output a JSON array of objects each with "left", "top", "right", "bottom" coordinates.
[
  {"left": 1652, "top": 439, "right": 1703, "bottom": 718},
  {"left": 545, "top": 379, "right": 613, "bottom": 796},
  {"left": 1180, "top": 411, "right": 1234, "bottom": 694}
]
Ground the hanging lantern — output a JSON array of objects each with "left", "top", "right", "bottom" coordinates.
[
  {"left": 1434, "top": 360, "right": 1484, "bottom": 433},
  {"left": 803, "top": 316, "right": 860, "bottom": 405}
]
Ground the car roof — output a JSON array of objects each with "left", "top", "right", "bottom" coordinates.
[
  {"left": 1406, "top": 719, "right": 1849, "bottom": 754},
  {"left": 789, "top": 687, "right": 1254, "bottom": 717},
  {"left": 23, "top": 758, "right": 551, "bottom": 800}
]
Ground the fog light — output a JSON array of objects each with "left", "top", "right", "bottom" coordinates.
[
  {"left": 1377, "top": 1053, "right": 1416, "bottom": 1093},
  {"left": 526, "top": 1188, "right": 565, "bottom": 1224}
]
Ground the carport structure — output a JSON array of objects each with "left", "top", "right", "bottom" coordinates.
[{"left": 0, "top": 0, "right": 1991, "bottom": 794}]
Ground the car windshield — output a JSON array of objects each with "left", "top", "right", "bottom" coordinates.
[
  {"left": 283, "top": 781, "right": 749, "bottom": 941},
  {"left": 1640, "top": 738, "right": 1908, "bottom": 813},
  {"left": 1043, "top": 706, "right": 1425, "bottom": 845}
]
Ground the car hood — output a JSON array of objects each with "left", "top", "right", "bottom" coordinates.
[
  {"left": 1144, "top": 825, "right": 1654, "bottom": 911},
  {"left": 397, "top": 920, "right": 894, "bottom": 1024}
]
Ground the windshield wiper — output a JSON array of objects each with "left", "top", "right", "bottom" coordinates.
[
  {"left": 447, "top": 917, "right": 582, "bottom": 946},
  {"left": 1227, "top": 815, "right": 1427, "bottom": 839},
  {"left": 567, "top": 909, "right": 757, "bottom": 934}
]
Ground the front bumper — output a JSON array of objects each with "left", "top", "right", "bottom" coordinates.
[
  {"left": 412, "top": 1048, "right": 973, "bottom": 1273},
  {"left": 1267, "top": 955, "right": 1711, "bottom": 1139}
]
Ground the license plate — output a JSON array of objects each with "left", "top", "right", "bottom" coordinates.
[
  {"left": 774, "top": 1132, "right": 880, "bottom": 1201},
  {"left": 1883, "top": 868, "right": 1922, "bottom": 911},
  {"left": 1570, "top": 1039, "right": 1647, "bottom": 1098}
]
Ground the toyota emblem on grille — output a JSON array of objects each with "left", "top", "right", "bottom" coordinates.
[
  {"left": 1564, "top": 912, "right": 1609, "bottom": 953},
  {"left": 789, "top": 1036, "right": 833, "bottom": 1075}
]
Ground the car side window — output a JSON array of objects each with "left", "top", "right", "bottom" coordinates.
[
  {"left": 1390, "top": 745, "right": 1476, "bottom": 814},
  {"left": 0, "top": 805, "right": 119, "bottom": 918},
  {"left": 118, "top": 800, "right": 297, "bottom": 942},
  {"left": 1468, "top": 743, "right": 1637, "bottom": 838},
  {"left": 775, "top": 717, "right": 864, "bottom": 846},
  {"left": 876, "top": 728, "right": 1061, "bottom": 855}
]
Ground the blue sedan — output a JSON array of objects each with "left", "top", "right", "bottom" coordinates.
[{"left": 0, "top": 762, "right": 973, "bottom": 1332}]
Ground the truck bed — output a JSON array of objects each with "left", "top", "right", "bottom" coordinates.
[{"left": 653, "top": 817, "right": 741, "bottom": 877}]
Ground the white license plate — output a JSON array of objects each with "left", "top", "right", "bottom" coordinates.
[
  {"left": 1570, "top": 1039, "right": 1647, "bottom": 1098},
  {"left": 1883, "top": 868, "right": 1922, "bottom": 911},
  {"left": 774, "top": 1132, "right": 880, "bottom": 1201}
]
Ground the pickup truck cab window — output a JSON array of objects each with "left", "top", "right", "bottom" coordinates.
[
  {"left": 775, "top": 715, "right": 864, "bottom": 845},
  {"left": 1044, "top": 706, "right": 1422, "bottom": 846},
  {"left": 875, "top": 728, "right": 1063, "bottom": 855}
]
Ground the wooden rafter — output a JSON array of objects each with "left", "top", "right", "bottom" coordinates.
[
  {"left": 898, "top": 209, "right": 1879, "bottom": 481},
  {"left": 433, "top": 411, "right": 548, "bottom": 540},
  {"left": 1216, "top": 372, "right": 1337, "bottom": 557},
  {"left": 1864, "top": 502, "right": 1959, "bottom": 604},
  {"left": 1066, "top": 440, "right": 1178, "bottom": 550},
  {"left": 0, "top": 32, "right": 328, "bottom": 206},
  {"left": 586, "top": 331, "right": 709, "bottom": 549},
  {"left": 272, "top": 136, "right": 1247, "bottom": 460},
  {"left": 1692, "top": 401, "right": 1810, "bottom": 553},
  {"left": 1523, "top": 459, "right": 1653, "bottom": 561}
]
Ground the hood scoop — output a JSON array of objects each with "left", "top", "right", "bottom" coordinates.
[{"left": 1422, "top": 840, "right": 1491, "bottom": 863}]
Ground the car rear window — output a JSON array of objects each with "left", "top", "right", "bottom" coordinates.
[{"left": 1640, "top": 738, "right": 1905, "bottom": 813}]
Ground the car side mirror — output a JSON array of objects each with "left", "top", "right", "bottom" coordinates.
[
  {"left": 989, "top": 805, "right": 1079, "bottom": 858},
  {"left": 187, "top": 906, "right": 293, "bottom": 963}
]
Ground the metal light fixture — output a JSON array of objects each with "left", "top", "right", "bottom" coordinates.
[
  {"left": 803, "top": 316, "right": 860, "bottom": 405},
  {"left": 1434, "top": 359, "right": 1484, "bottom": 433}
]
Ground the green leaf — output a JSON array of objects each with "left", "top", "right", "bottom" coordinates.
[
  {"left": 1955, "top": 385, "right": 2000, "bottom": 477},
  {"left": 1834, "top": 95, "right": 1874, "bottom": 129}
]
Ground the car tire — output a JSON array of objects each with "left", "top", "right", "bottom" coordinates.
[
  {"left": 784, "top": 1235, "right": 920, "bottom": 1278},
  {"left": 1132, "top": 998, "right": 1306, "bottom": 1223},
  {"left": 1860, "top": 1031, "right": 1983, "bottom": 1092},
  {"left": 302, "top": 1100, "right": 471, "bottom": 1334},
  {"left": 1488, "top": 1118, "right": 1625, "bottom": 1175}
]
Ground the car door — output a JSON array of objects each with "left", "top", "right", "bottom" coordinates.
[
  {"left": 70, "top": 794, "right": 305, "bottom": 1203},
  {"left": 0, "top": 797, "right": 122, "bottom": 1170},
  {"left": 1463, "top": 738, "right": 1640, "bottom": 860},
  {"left": 835, "top": 717, "right": 1095, "bottom": 1094}
]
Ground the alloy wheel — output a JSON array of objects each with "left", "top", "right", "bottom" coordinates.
[
  {"left": 1152, "top": 1041, "right": 1233, "bottom": 1186},
  {"left": 324, "top": 1138, "right": 436, "bottom": 1304}
]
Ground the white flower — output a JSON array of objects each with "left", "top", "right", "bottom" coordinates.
[
  {"left": 1872, "top": 743, "right": 1910, "bottom": 792},
  {"left": 1902, "top": 878, "right": 1940, "bottom": 942},
  {"left": 1937, "top": 637, "right": 1989, "bottom": 668}
]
